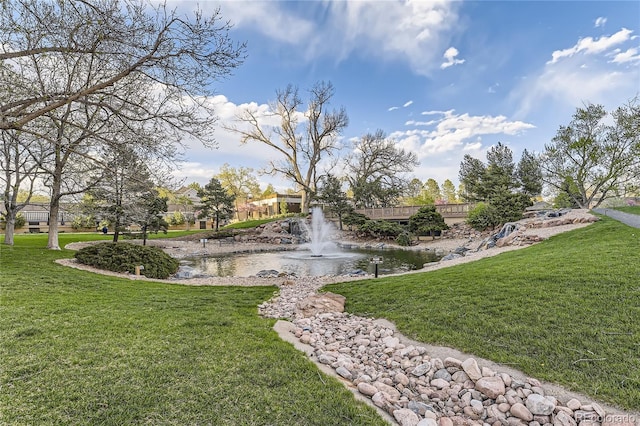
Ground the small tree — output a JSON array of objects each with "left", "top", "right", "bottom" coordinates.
[
  {"left": 441, "top": 179, "right": 458, "bottom": 203},
  {"left": 459, "top": 143, "right": 536, "bottom": 226},
  {"left": 133, "top": 191, "right": 169, "bottom": 246},
  {"left": 216, "top": 163, "right": 261, "bottom": 220},
  {"left": 408, "top": 205, "right": 449, "bottom": 239},
  {"left": 424, "top": 179, "right": 443, "bottom": 203},
  {"left": 197, "top": 177, "right": 235, "bottom": 231},
  {"left": 316, "top": 174, "right": 350, "bottom": 230},
  {"left": 516, "top": 149, "right": 543, "bottom": 198}
]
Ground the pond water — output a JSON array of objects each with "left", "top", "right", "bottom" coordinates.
[{"left": 179, "top": 247, "right": 442, "bottom": 278}]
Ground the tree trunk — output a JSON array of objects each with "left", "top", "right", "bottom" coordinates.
[
  {"left": 47, "top": 199, "right": 61, "bottom": 250},
  {"left": 112, "top": 216, "right": 121, "bottom": 242},
  {"left": 3, "top": 216, "right": 15, "bottom": 245},
  {"left": 301, "top": 191, "right": 309, "bottom": 214}
]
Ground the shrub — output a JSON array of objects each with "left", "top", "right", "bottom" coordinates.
[
  {"left": 358, "top": 220, "right": 405, "bottom": 239},
  {"left": 168, "top": 211, "right": 186, "bottom": 226},
  {"left": 342, "top": 212, "right": 369, "bottom": 230},
  {"left": 395, "top": 231, "right": 414, "bottom": 247},
  {"left": 71, "top": 214, "right": 96, "bottom": 230},
  {"left": 74, "top": 242, "right": 179, "bottom": 279},
  {"left": 467, "top": 202, "right": 500, "bottom": 231},
  {"left": 408, "top": 205, "right": 449, "bottom": 237}
]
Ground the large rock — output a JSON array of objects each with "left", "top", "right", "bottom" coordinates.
[
  {"left": 475, "top": 376, "right": 506, "bottom": 399},
  {"left": 295, "top": 292, "right": 346, "bottom": 317},
  {"left": 525, "top": 394, "right": 555, "bottom": 415},
  {"left": 553, "top": 410, "right": 577, "bottom": 426},
  {"left": 461, "top": 358, "right": 482, "bottom": 381},
  {"left": 393, "top": 408, "right": 421, "bottom": 426},
  {"left": 509, "top": 403, "right": 533, "bottom": 421}
]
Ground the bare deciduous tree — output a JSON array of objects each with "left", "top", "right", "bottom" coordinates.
[
  {"left": 0, "top": 0, "right": 245, "bottom": 133},
  {"left": 228, "top": 81, "right": 348, "bottom": 213},
  {"left": 346, "top": 130, "right": 419, "bottom": 208},
  {"left": 541, "top": 100, "right": 640, "bottom": 208},
  {"left": 1, "top": 0, "right": 245, "bottom": 249},
  {"left": 1, "top": 130, "right": 45, "bottom": 245}
]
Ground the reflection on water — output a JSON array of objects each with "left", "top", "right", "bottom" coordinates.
[{"left": 180, "top": 247, "right": 441, "bottom": 278}]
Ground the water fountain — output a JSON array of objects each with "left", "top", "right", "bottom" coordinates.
[
  {"left": 305, "top": 207, "right": 338, "bottom": 257},
  {"left": 178, "top": 207, "right": 441, "bottom": 277}
]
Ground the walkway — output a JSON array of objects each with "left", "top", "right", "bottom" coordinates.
[{"left": 593, "top": 208, "right": 640, "bottom": 228}]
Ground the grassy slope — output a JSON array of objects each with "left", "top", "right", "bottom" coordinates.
[
  {"left": 325, "top": 217, "right": 640, "bottom": 410},
  {"left": 0, "top": 234, "right": 385, "bottom": 425}
]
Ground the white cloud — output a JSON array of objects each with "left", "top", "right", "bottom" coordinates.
[
  {"left": 192, "top": 0, "right": 462, "bottom": 76},
  {"left": 515, "top": 53, "right": 639, "bottom": 119},
  {"left": 441, "top": 46, "right": 465, "bottom": 69},
  {"left": 515, "top": 26, "right": 640, "bottom": 118},
  {"left": 594, "top": 17, "right": 607, "bottom": 28},
  {"left": 610, "top": 47, "right": 640, "bottom": 64},
  {"left": 389, "top": 110, "right": 534, "bottom": 159},
  {"left": 548, "top": 28, "right": 634, "bottom": 64},
  {"left": 388, "top": 106, "right": 400, "bottom": 111},
  {"left": 403, "top": 100, "right": 414, "bottom": 107},
  {"left": 421, "top": 109, "right": 452, "bottom": 116}
]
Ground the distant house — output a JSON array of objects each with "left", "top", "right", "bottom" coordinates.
[
  {"left": 174, "top": 186, "right": 200, "bottom": 203},
  {"left": 249, "top": 193, "right": 302, "bottom": 217},
  {"left": 0, "top": 202, "right": 79, "bottom": 233}
]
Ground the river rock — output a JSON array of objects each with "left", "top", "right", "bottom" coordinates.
[
  {"left": 374, "top": 380, "right": 401, "bottom": 401},
  {"left": 475, "top": 376, "right": 505, "bottom": 399},
  {"left": 357, "top": 382, "right": 378, "bottom": 397},
  {"left": 394, "top": 408, "right": 421, "bottom": 426},
  {"left": 411, "top": 362, "right": 432, "bottom": 377},
  {"left": 418, "top": 419, "right": 438, "bottom": 426},
  {"left": 554, "top": 410, "right": 577, "bottom": 426},
  {"left": 510, "top": 403, "right": 533, "bottom": 421},
  {"left": 566, "top": 398, "right": 582, "bottom": 411},
  {"left": 461, "top": 358, "right": 482, "bottom": 381},
  {"left": 526, "top": 394, "right": 555, "bottom": 415},
  {"left": 433, "top": 368, "right": 452, "bottom": 382}
]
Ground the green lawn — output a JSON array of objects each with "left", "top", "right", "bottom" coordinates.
[
  {"left": 612, "top": 205, "right": 640, "bottom": 215},
  {"left": 0, "top": 234, "right": 385, "bottom": 425},
  {"left": 223, "top": 217, "right": 288, "bottom": 230},
  {"left": 324, "top": 216, "right": 640, "bottom": 410}
]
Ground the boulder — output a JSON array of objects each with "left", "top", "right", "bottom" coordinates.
[
  {"left": 475, "top": 376, "right": 506, "bottom": 399},
  {"left": 295, "top": 292, "right": 346, "bottom": 317}
]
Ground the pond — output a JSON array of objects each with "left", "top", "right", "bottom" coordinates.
[{"left": 178, "top": 246, "right": 442, "bottom": 278}]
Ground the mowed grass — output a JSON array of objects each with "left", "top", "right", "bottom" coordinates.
[
  {"left": 612, "top": 206, "right": 640, "bottom": 215},
  {"left": 0, "top": 234, "right": 386, "bottom": 425},
  {"left": 325, "top": 217, "right": 640, "bottom": 410}
]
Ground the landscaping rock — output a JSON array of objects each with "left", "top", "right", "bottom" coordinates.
[
  {"left": 475, "top": 376, "right": 505, "bottom": 399},
  {"left": 526, "top": 394, "right": 555, "bottom": 415},
  {"left": 295, "top": 292, "right": 345, "bottom": 317}
]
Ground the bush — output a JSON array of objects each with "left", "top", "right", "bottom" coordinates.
[
  {"left": 395, "top": 231, "right": 414, "bottom": 247},
  {"left": 71, "top": 214, "right": 96, "bottom": 230},
  {"left": 467, "top": 202, "right": 500, "bottom": 231},
  {"left": 74, "top": 242, "right": 179, "bottom": 279},
  {"left": 358, "top": 220, "right": 405, "bottom": 239},
  {"left": 342, "top": 211, "right": 369, "bottom": 229},
  {"left": 408, "top": 205, "right": 449, "bottom": 237},
  {"left": 168, "top": 211, "right": 186, "bottom": 226}
]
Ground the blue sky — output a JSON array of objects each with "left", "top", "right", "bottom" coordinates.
[{"left": 170, "top": 0, "right": 640, "bottom": 193}]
